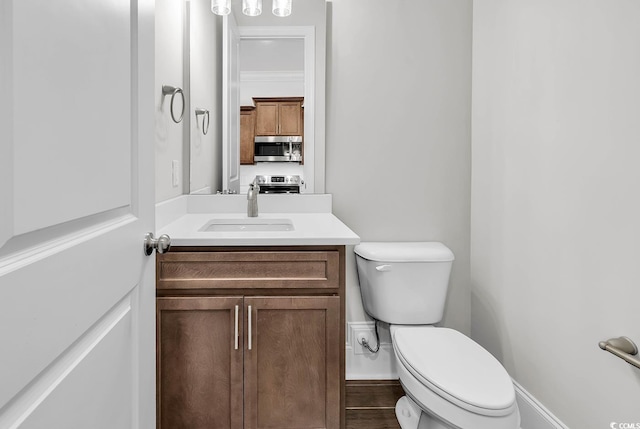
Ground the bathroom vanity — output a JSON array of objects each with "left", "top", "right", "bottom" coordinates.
[{"left": 155, "top": 195, "right": 359, "bottom": 429}]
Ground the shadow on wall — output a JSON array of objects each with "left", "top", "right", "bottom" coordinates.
[{"left": 470, "top": 288, "right": 513, "bottom": 367}]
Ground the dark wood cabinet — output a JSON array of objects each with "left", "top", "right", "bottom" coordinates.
[
  {"left": 244, "top": 296, "right": 340, "bottom": 429},
  {"left": 157, "top": 296, "right": 244, "bottom": 429},
  {"left": 240, "top": 106, "right": 256, "bottom": 165},
  {"left": 253, "top": 97, "right": 304, "bottom": 136},
  {"left": 156, "top": 246, "right": 345, "bottom": 429}
]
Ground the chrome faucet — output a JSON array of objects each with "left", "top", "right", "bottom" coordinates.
[{"left": 247, "top": 180, "right": 259, "bottom": 217}]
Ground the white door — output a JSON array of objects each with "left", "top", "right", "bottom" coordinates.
[
  {"left": 222, "top": 13, "right": 241, "bottom": 193},
  {"left": 0, "top": 1, "right": 155, "bottom": 428}
]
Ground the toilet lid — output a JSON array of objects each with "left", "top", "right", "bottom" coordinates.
[
  {"left": 354, "top": 242, "right": 455, "bottom": 262},
  {"left": 393, "top": 327, "right": 515, "bottom": 413}
]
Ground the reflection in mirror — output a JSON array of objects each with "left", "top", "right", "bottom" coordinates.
[
  {"left": 187, "top": 0, "right": 326, "bottom": 195},
  {"left": 235, "top": 27, "right": 313, "bottom": 194},
  {"left": 188, "top": 0, "right": 223, "bottom": 195}
]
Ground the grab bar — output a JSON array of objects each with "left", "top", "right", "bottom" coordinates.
[
  {"left": 161, "top": 85, "right": 185, "bottom": 123},
  {"left": 599, "top": 336, "right": 640, "bottom": 369}
]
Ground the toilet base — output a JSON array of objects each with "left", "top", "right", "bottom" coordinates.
[{"left": 396, "top": 396, "right": 451, "bottom": 429}]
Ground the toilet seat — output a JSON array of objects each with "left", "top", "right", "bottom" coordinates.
[{"left": 392, "top": 327, "right": 516, "bottom": 417}]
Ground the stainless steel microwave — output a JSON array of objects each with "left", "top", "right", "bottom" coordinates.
[{"left": 254, "top": 136, "right": 302, "bottom": 162}]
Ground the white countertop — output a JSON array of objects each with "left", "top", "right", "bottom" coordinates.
[{"left": 156, "top": 195, "right": 360, "bottom": 247}]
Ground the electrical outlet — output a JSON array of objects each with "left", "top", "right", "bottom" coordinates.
[{"left": 350, "top": 323, "right": 376, "bottom": 355}]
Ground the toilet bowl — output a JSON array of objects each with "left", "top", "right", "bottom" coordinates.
[
  {"left": 392, "top": 326, "right": 519, "bottom": 429},
  {"left": 354, "top": 242, "right": 520, "bottom": 429}
]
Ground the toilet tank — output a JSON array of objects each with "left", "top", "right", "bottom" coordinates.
[{"left": 354, "top": 242, "right": 455, "bottom": 325}]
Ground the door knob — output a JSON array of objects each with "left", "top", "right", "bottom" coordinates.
[{"left": 144, "top": 232, "right": 171, "bottom": 255}]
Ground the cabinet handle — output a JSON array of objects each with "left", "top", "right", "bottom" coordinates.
[
  {"left": 234, "top": 305, "right": 239, "bottom": 350},
  {"left": 248, "top": 305, "right": 252, "bottom": 350}
]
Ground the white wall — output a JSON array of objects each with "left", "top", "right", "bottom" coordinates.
[
  {"left": 155, "top": 0, "right": 185, "bottom": 202},
  {"left": 471, "top": 1, "right": 640, "bottom": 427},
  {"left": 326, "top": 0, "right": 473, "bottom": 367},
  {"left": 240, "top": 38, "right": 304, "bottom": 72},
  {"left": 239, "top": 73, "right": 304, "bottom": 106}
]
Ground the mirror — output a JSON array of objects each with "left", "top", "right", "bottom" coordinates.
[{"left": 188, "top": 0, "right": 327, "bottom": 195}]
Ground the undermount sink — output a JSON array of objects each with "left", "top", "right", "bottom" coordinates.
[{"left": 200, "top": 218, "right": 294, "bottom": 232}]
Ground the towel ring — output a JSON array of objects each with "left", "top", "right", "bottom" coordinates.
[
  {"left": 195, "top": 108, "right": 210, "bottom": 135},
  {"left": 162, "top": 85, "right": 185, "bottom": 123}
]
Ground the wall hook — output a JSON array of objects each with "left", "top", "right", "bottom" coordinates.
[
  {"left": 195, "top": 108, "right": 210, "bottom": 135},
  {"left": 162, "top": 85, "right": 185, "bottom": 124}
]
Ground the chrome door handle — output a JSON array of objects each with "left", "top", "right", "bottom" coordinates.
[{"left": 144, "top": 232, "right": 171, "bottom": 255}]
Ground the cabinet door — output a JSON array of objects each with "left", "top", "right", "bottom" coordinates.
[
  {"left": 255, "top": 102, "right": 279, "bottom": 135},
  {"left": 278, "top": 102, "right": 302, "bottom": 135},
  {"left": 244, "top": 296, "right": 341, "bottom": 429},
  {"left": 240, "top": 108, "right": 256, "bottom": 164},
  {"left": 157, "top": 297, "right": 244, "bottom": 429}
]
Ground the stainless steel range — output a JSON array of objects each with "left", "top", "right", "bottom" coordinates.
[{"left": 255, "top": 175, "right": 302, "bottom": 194}]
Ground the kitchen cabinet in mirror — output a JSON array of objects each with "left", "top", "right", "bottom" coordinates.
[
  {"left": 240, "top": 106, "right": 256, "bottom": 165},
  {"left": 254, "top": 97, "right": 304, "bottom": 136}
]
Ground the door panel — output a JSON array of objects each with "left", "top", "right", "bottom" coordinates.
[
  {"left": 279, "top": 103, "right": 302, "bottom": 135},
  {"left": 13, "top": 300, "right": 134, "bottom": 429},
  {"left": 0, "top": 0, "right": 155, "bottom": 427},
  {"left": 12, "top": 0, "right": 132, "bottom": 234},
  {"left": 0, "top": 227, "right": 142, "bottom": 409},
  {"left": 157, "top": 297, "right": 244, "bottom": 429},
  {"left": 244, "top": 296, "right": 341, "bottom": 429},
  {"left": 255, "top": 103, "right": 278, "bottom": 136}
]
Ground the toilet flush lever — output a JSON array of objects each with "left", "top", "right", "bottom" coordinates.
[
  {"left": 599, "top": 336, "right": 640, "bottom": 369},
  {"left": 375, "top": 264, "right": 392, "bottom": 272}
]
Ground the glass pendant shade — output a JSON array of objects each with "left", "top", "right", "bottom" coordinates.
[
  {"left": 272, "top": 0, "right": 292, "bottom": 17},
  {"left": 243, "top": 0, "right": 262, "bottom": 16},
  {"left": 211, "top": 0, "right": 231, "bottom": 15}
]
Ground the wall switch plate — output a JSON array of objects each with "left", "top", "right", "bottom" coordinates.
[{"left": 172, "top": 160, "right": 180, "bottom": 187}]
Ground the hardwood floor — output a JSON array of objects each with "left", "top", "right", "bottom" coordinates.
[{"left": 346, "top": 380, "right": 404, "bottom": 429}]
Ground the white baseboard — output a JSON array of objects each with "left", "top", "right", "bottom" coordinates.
[
  {"left": 346, "top": 322, "right": 398, "bottom": 380},
  {"left": 513, "top": 380, "right": 568, "bottom": 429},
  {"left": 346, "top": 343, "right": 398, "bottom": 380}
]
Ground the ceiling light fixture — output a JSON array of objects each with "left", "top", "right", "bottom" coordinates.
[
  {"left": 242, "top": 0, "right": 262, "bottom": 16},
  {"left": 211, "top": 0, "right": 231, "bottom": 15},
  {"left": 211, "top": 0, "right": 291, "bottom": 17},
  {"left": 272, "top": 0, "right": 292, "bottom": 17}
]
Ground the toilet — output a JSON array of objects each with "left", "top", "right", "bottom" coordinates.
[{"left": 354, "top": 242, "right": 520, "bottom": 429}]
